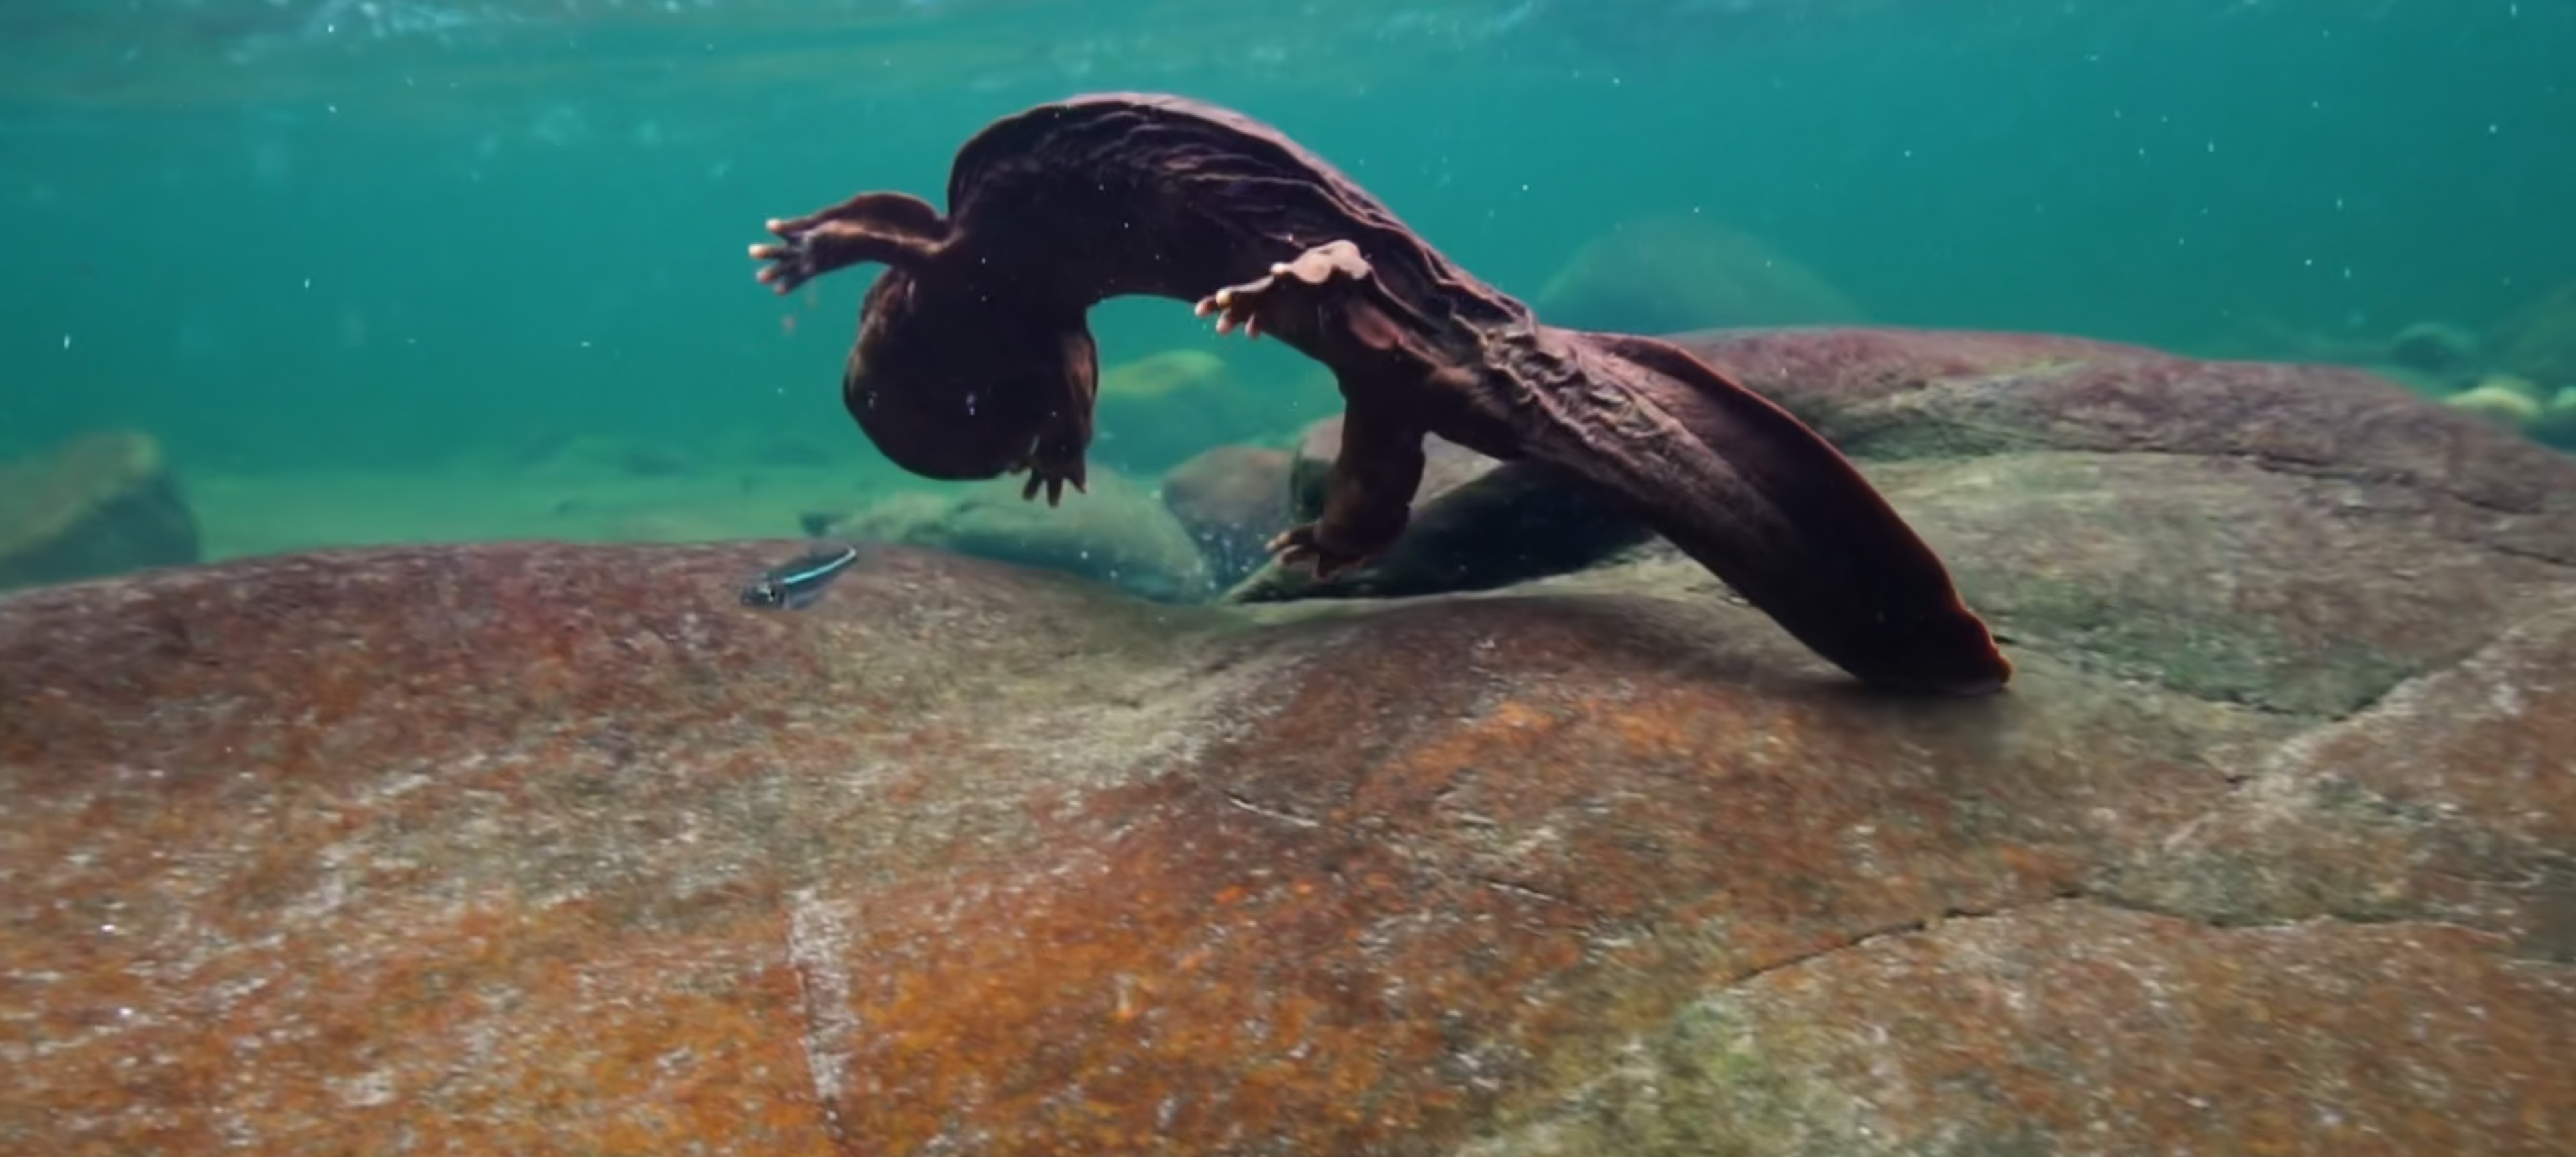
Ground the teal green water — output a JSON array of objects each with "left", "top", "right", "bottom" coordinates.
[{"left": 1, "top": 0, "right": 2569, "bottom": 479}]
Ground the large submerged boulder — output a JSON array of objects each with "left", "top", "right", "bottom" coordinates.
[
  {"left": 0, "top": 428, "right": 200, "bottom": 591},
  {"left": 816, "top": 469, "right": 1214, "bottom": 603},
  {"left": 2491, "top": 278, "right": 2576, "bottom": 393},
  {"left": 4, "top": 326, "right": 2571, "bottom": 1156},
  {"left": 1157, "top": 444, "right": 1297, "bottom": 588},
  {"left": 1534, "top": 214, "right": 1866, "bottom": 336}
]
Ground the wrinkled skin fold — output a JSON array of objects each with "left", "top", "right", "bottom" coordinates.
[{"left": 749, "top": 92, "right": 2011, "bottom": 695}]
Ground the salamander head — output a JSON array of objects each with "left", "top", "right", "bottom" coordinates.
[{"left": 841, "top": 270, "right": 1100, "bottom": 483}]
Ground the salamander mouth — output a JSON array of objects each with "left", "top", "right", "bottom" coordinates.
[{"left": 848, "top": 377, "right": 1051, "bottom": 481}]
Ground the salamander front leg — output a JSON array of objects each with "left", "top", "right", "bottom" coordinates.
[
  {"left": 1016, "top": 407, "right": 1092, "bottom": 507},
  {"left": 749, "top": 191, "right": 951, "bottom": 294}
]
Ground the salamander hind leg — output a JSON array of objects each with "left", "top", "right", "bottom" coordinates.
[
  {"left": 1192, "top": 240, "right": 1378, "bottom": 341},
  {"left": 1270, "top": 402, "right": 1428, "bottom": 581},
  {"left": 1195, "top": 243, "right": 1456, "bottom": 581}
]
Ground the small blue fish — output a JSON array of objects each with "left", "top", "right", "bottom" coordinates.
[{"left": 740, "top": 544, "right": 861, "bottom": 610}]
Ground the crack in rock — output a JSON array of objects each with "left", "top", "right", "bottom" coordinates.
[{"left": 784, "top": 887, "right": 860, "bottom": 1156}]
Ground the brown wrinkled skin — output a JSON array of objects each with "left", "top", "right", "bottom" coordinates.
[{"left": 751, "top": 92, "right": 2008, "bottom": 695}]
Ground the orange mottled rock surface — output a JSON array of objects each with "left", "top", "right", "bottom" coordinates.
[
  {"left": 0, "top": 429, "right": 200, "bottom": 592},
  {"left": 3, "top": 328, "right": 2573, "bottom": 1156}
]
